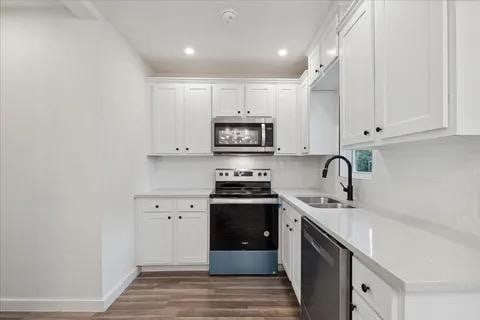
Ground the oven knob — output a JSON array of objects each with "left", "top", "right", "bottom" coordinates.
[
  {"left": 219, "top": 172, "right": 223, "bottom": 176},
  {"left": 258, "top": 172, "right": 262, "bottom": 176},
  {"left": 225, "top": 172, "right": 229, "bottom": 176},
  {"left": 263, "top": 172, "right": 267, "bottom": 176}
]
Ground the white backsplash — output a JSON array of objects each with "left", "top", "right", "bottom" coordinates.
[
  {"left": 336, "top": 138, "right": 480, "bottom": 237},
  {"left": 148, "top": 156, "right": 328, "bottom": 190}
]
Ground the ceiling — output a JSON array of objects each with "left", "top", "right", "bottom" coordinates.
[{"left": 93, "top": 0, "right": 333, "bottom": 78}]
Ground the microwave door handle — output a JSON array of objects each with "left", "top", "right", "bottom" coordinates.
[{"left": 261, "top": 123, "right": 266, "bottom": 147}]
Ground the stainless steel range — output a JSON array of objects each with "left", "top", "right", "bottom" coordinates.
[{"left": 209, "top": 169, "right": 279, "bottom": 275}]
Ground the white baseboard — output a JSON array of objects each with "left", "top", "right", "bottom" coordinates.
[
  {"left": 141, "top": 264, "right": 209, "bottom": 272},
  {"left": 0, "top": 267, "right": 139, "bottom": 312},
  {"left": 0, "top": 298, "right": 104, "bottom": 312},
  {"left": 102, "top": 266, "right": 139, "bottom": 310}
]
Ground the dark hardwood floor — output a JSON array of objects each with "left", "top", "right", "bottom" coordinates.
[{"left": 0, "top": 271, "right": 300, "bottom": 320}]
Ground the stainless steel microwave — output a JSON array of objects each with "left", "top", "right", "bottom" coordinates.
[{"left": 212, "top": 117, "right": 275, "bottom": 154}]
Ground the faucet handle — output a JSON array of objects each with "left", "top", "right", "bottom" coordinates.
[{"left": 340, "top": 182, "right": 348, "bottom": 192}]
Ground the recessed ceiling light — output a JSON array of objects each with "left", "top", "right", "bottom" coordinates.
[
  {"left": 278, "top": 49, "right": 288, "bottom": 57},
  {"left": 184, "top": 47, "right": 195, "bottom": 55}
]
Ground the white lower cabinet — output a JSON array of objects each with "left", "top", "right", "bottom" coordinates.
[
  {"left": 280, "top": 201, "right": 302, "bottom": 303},
  {"left": 138, "top": 211, "right": 174, "bottom": 265},
  {"left": 352, "top": 291, "right": 383, "bottom": 320},
  {"left": 136, "top": 197, "right": 208, "bottom": 266},
  {"left": 174, "top": 212, "right": 208, "bottom": 264}
]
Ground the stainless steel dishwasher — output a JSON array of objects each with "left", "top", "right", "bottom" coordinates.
[{"left": 301, "top": 217, "right": 351, "bottom": 320}]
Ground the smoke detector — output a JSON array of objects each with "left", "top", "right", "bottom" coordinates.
[{"left": 221, "top": 9, "right": 238, "bottom": 24}]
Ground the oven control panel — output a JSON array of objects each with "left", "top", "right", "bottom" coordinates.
[{"left": 215, "top": 169, "right": 271, "bottom": 182}]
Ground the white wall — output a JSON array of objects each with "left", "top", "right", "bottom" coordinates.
[
  {"left": 335, "top": 139, "right": 480, "bottom": 238},
  {"left": 0, "top": 7, "right": 150, "bottom": 311},
  {"left": 148, "top": 156, "right": 327, "bottom": 191}
]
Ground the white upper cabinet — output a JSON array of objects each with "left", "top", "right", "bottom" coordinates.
[
  {"left": 151, "top": 84, "right": 184, "bottom": 154},
  {"left": 337, "top": 0, "right": 478, "bottom": 148},
  {"left": 374, "top": 0, "right": 448, "bottom": 139},
  {"left": 183, "top": 84, "right": 212, "bottom": 154},
  {"left": 320, "top": 14, "right": 339, "bottom": 69},
  {"left": 276, "top": 85, "right": 298, "bottom": 154},
  {"left": 339, "top": 0, "right": 375, "bottom": 145},
  {"left": 297, "top": 74, "right": 309, "bottom": 154},
  {"left": 212, "top": 83, "right": 245, "bottom": 116},
  {"left": 245, "top": 84, "right": 276, "bottom": 116},
  {"left": 150, "top": 83, "right": 212, "bottom": 155},
  {"left": 307, "top": 44, "right": 322, "bottom": 85}
]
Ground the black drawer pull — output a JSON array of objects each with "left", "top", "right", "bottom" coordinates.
[
  {"left": 155, "top": 205, "right": 159, "bottom": 208},
  {"left": 168, "top": 216, "right": 171, "bottom": 220},
  {"left": 178, "top": 216, "right": 182, "bottom": 219},
  {"left": 190, "top": 204, "right": 194, "bottom": 208}
]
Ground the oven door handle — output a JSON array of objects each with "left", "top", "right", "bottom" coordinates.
[{"left": 210, "top": 198, "right": 278, "bottom": 205}]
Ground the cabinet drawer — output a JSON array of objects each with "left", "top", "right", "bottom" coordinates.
[
  {"left": 140, "top": 198, "right": 175, "bottom": 212},
  {"left": 352, "top": 257, "right": 396, "bottom": 320},
  {"left": 176, "top": 198, "right": 207, "bottom": 211}
]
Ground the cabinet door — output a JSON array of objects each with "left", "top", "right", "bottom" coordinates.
[
  {"left": 339, "top": 0, "right": 375, "bottom": 146},
  {"left": 151, "top": 84, "right": 183, "bottom": 154},
  {"left": 292, "top": 223, "right": 301, "bottom": 302},
  {"left": 276, "top": 85, "right": 298, "bottom": 154},
  {"left": 297, "top": 77, "right": 309, "bottom": 154},
  {"left": 308, "top": 44, "right": 322, "bottom": 85},
  {"left": 212, "top": 83, "right": 245, "bottom": 116},
  {"left": 374, "top": 0, "right": 448, "bottom": 139},
  {"left": 245, "top": 84, "right": 276, "bottom": 117},
  {"left": 281, "top": 212, "right": 291, "bottom": 277},
  {"left": 184, "top": 84, "right": 212, "bottom": 154},
  {"left": 138, "top": 212, "right": 174, "bottom": 265},
  {"left": 321, "top": 14, "right": 339, "bottom": 69},
  {"left": 352, "top": 291, "right": 383, "bottom": 320},
  {"left": 174, "top": 212, "right": 208, "bottom": 264}
]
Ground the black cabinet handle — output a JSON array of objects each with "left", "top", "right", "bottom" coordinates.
[
  {"left": 351, "top": 304, "right": 357, "bottom": 311},
  {"left": 319, "top": 64, "right": 324, "bottom": 68},
  {"left": 363, "top": 130, "right": 370, "bottom": 136},
  {"left": 190, "top": 204, "right": 194, "bottom": 208},
  {"left": 286, "top": 224, "right": 289, "bottom": 228},
  {"left": 361, "top": 283, "right": 370, "bottom": 293},
  {"left": 303, "top": 147, "right": 307, "bottom": 150},
  {"left": 168, "top": 216, "right": 171, "bottom": 220},
  {"left": 289, "top": 228, "right": 293, "bottom": 232},
  {"left": 294, "top": 219, "right": 298, "bottom": 223},
  {"left": 282, "top": 208, "right": 286, "bottom": 211},
  {"left": 178, "top": 216, "right": 182, "bottom": 219},
  {"left": 277, "top": 147, "right": 281, "bottom": 151},
  {"left": 175, "top": 147, "right": 179, "bottom": 151},
  {"left": 315, "top": 69, "right": 319, "bottom": 73},
  {"left": 247, "top": 110, "right": 250, "bottom": 114},
  {"left": 155, "top": 205, "right": 159, "bottom": 208},
  {"left": 185, "top": 147, "right": 189, "bottom": 151},
  {"left": 237, "top": 110, "right": 241, "bottom": 114},
  {"left": 376, "top": 127, "right": 383, "bottom": 132}
]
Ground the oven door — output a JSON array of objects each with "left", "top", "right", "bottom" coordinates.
[
  {"left": 209, "top": 198, "right": 279, "bottom": 275},
  {"left": 210, "top": 198, "right": 278, "bottom": 251},
  {"left": 212, "top": 117, "right": 274, "bottom": 153}
]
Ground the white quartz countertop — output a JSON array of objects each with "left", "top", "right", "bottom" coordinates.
[
  {"left": 275, "top": 189, "right": 480, "bottom": 293},
  {"left": 134, "top": 188, "right": 212, "bottom": 198}
]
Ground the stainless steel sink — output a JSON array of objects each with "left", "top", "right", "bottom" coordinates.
[
  {"left": 296, "top": 196, "right": 355, "bottom": 209},
  {"left": 309, "top": 203, "right": 355, "bottom": 209},
  {"left": 296, "top": 196, "right": 340, "bottom": 204}
]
